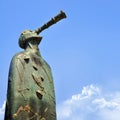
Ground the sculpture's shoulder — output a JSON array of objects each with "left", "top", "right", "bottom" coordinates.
[
  {"left": 39, "top": 55, "right": 51, "bottom": 69},
  {"left": 11, "top": 51, "right": 29, "bottom": 62},
  {"left": 10, "top": 51, "right": 30, "bottom": 67},
  {"left": 43, "top": 59, "right": 51, "bottom": 70},
  {"left": 13, "top": 51, "right": 29, "bottom": 60}
]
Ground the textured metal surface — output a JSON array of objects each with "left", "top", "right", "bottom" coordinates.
[
  {"left": 5, "top": 10, "right": 66, "bottom": 120},
  {"left": 35, "top": 10, "right": 66, "bottom": 34},
  {"left": 5, "top": 50, "right": 56, "bottom": 120}
]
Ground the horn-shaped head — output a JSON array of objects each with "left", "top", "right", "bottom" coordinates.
[{"left": 19, "top": 30, "right": 42, "bottom": 49}]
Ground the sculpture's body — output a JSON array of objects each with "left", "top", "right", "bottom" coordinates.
[
  {"left": 4, "top": 11, "right": 66, "bottom": 120},
  {"left": 5, "top": 31, "right": 56, "bottom": 120}
]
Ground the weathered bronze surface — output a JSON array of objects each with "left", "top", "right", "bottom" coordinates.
[{"left": 4, "top": 11, "right": 66, "bottom": 120}]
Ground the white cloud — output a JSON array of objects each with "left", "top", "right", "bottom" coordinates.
[
  {"left": 1, "top": 85, "right": 120, "bottom": 120},
  {"left": 0, "top": 101, "right": 5, "bottom": 120},
  {"left": 57, "top": 84, "right": 120, "bottom": 120}
]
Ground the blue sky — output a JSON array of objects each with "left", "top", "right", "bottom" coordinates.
[{"left": 0, "top": 0, "right": 120, "bottom": 119}]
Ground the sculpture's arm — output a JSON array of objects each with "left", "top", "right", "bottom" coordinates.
[{"left": 5, "top": 54, "right": 25, "bottom": 118}]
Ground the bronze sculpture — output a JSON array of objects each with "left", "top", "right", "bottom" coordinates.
[{"left": 4, "top": 11, "right": 66, "bottom": 120}]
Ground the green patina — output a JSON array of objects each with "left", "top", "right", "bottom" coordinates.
[{"left": 4, "top": 11, "right": 66, "bottom": 120}]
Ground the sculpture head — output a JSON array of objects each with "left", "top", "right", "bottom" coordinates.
[{"left": 19, "top": 30, "right": 42, "bottom": 49}]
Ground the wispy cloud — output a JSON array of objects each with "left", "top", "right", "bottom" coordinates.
[
  {"left": 57, "top": 84, "right": 120, "bottom": 120},
  {"left": 0, "top": 101, "right": 5, "bottom": 120}
]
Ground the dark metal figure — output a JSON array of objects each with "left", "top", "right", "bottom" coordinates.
[{"left": 4, "top": 11, "right": 66, "bottom": 120}]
